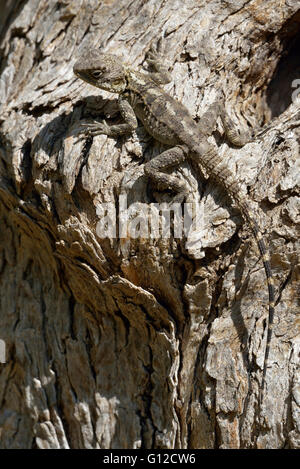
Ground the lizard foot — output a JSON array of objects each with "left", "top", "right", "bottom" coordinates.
[
  {"left": 78, "top": 119, "right": 111, "bottom": 137},
  {"left": 146, "top": 34, "right": 165, "bottom": 63},
  {"left": 171, "top": 190, "right": 189, "bottom": 205},
  {"left": 70, "top": 119, "right": 112, "bottom": 142},
  {"left": 170, "top": 180, "right": 190, "bottom": 205},
  {"left": 145, "top": 34, "right": 171, "bottom": 85}
]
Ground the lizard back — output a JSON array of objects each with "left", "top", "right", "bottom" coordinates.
[{"left": 125, "top": 68, "right": 202, "bottom": 147}]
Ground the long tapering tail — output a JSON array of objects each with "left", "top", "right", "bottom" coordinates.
[
  {"left": 239, "top": 200, "right": 275, "bottom": 404},
  {"left": 194, "top": 142, "right": 275, "bottom": 405}
]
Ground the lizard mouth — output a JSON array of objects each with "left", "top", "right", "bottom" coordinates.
[
  {"left": 74, "top": 70, "right": 99, "bottom": 87},
  {"left": 73, "top": 69, "right": 87, "bottom": 81}
]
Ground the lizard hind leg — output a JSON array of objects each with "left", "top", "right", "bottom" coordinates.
[
  {"left": 220, "top": 108, "right": 253, "bottom": 147},
  {"left": 144, "top": 145, "right": 189, "bottom": 203}
]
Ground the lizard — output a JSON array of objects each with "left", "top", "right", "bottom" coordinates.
[{"left": 73, "top": 45, "right": 275, "bottom": 407}]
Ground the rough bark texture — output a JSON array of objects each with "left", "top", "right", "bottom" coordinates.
[{"left": 0, "top": 0, "right": 299, "bottom": 449}]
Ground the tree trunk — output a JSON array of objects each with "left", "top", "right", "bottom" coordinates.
[{"left": 0, "top": 0, "right": 299, "bottom": 449}]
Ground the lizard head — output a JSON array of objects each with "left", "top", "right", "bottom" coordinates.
[{"left": 73, "top": 50, "right": 127, "bottom": 93}]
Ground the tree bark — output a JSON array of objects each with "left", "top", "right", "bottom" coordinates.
[{"left": 0, "top": 0, "right": 299, "bottom": 449}]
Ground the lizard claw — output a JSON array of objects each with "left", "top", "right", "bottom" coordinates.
[
  {"left": 147, "top": 32, "right": 166, "bottom": 64},
  {"left": 172, "top": 191, "right": 188, "bottom": 205},
  {"left": 146, "top": 48, "right": 161, "bottom": 67},
  {"left": 145, "top": 36, "right": 171, "bottom": 84},
  {"left": 76, "top": 119, "right": 111, "bottom": 137}
]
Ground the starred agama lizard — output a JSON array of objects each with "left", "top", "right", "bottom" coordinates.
[{"left": 73, "top": 44, "right": 275, "bottom": 407}]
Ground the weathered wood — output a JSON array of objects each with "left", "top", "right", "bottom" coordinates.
[{"left": 0, "top": 0, "right": 299, "bottom": 449}]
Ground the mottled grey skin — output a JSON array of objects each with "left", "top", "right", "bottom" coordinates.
[{"left": 73, "top": 47, "right": 275, "bottom": 407}]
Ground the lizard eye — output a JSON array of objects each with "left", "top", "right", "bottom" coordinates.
[{"left": 92, "top": 70, "right": 103, "bottom": 79}]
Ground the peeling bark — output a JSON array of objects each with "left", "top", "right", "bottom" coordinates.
[{"left": 0, "top": 0, "right": 299, "bottom": 449}]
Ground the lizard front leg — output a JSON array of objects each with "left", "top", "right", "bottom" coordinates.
[
  {"left": 198, "top": 100, "right": 221, "bottom": 137},
  {"left": 144, "top": 145, "right": 189, "bottom": 203},
  {"left": 78, "top": 95, "right": 138, "bottom": 138},
  {"left": 219, "top": 107, "right": 253, "bottom": 147},
  {"left": 145, "top": 41, "right": 172, "bottom": 85},
  {"left": 199, "top": 94, "right": 252, "bottom": 147}
]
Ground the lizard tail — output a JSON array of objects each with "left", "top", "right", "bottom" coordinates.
[
  {"left": 192, "top": 143, "right": 275, "bottom": 404},
  {"left": 233, "top": 195, "right": 275, "bottom": 406}
]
